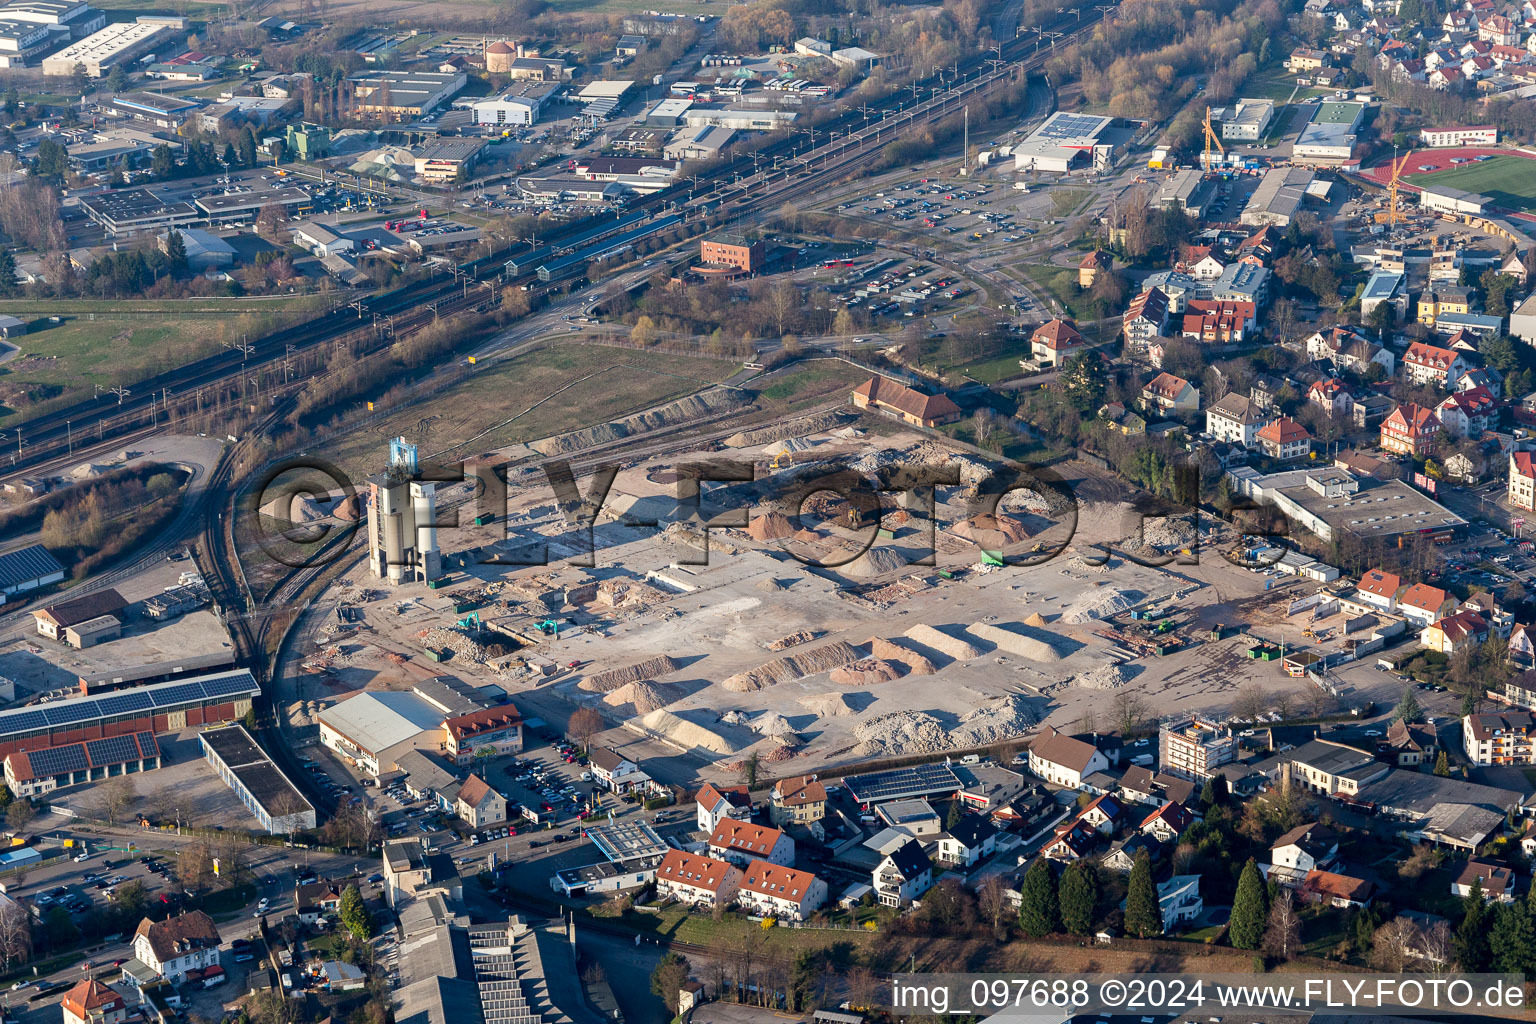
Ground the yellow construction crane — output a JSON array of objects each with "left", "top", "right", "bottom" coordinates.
[
  {"left": 1387, "top": 150, "right": 1412, "bottom": 228},
  {"left": 1202, "top": 106, "right": 1224, "bottom": 173}
]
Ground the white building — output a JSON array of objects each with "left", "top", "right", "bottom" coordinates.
[
  {"left": 1205, "top": 392, "right": 1274, "bottom": 447},
  {"left": 707, "top": 820, "right": 794, "bottom": 867},
  {"left": 41, "top": 18, "right": 172, "bottom": 76},
  {"left": 1420, "top": 126, "right": 1498, "bottom": 147},
  {"left": 1463, "top": 710, "right": 1536, "bottom": 766},
  {"left": 292, "top": 222, "right": 353, "bottom": 258},
  {"left": 316, "top": 691, "right": 444, "bottom": 777},
  {"left": 873, "top": 839, "right": 933, "bottom": 908},
  {"left": 694, "top": 781, "right": 750, "bottom": 832},
  {"left": 472, "top": 81, "right": 560, "bottom": 127},
  {"left": 734, "top": 860, "right": 827, "bottom": 921},
  {"left": 1153, "top": 875, "right": 1203, "bottom": 932},
  {"left": 131, "top": 911, "right": 221, "bottom": 983},
  {"left": 1027, "top": 726, "right": 1108, "bottom": 789},
  {"left": 655, "top": 849, "right": 742, "bottom": 909}
]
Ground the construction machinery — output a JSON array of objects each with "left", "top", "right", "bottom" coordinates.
[
  {"left": 536, "top": 619, "right": 559, "bottom": 637},
  {"left": 769, "top": 451, "right": 793, "bottom": 470},
  {"left": 457, "top": 611, "right": 482, "bottom": 631},
  {"left": 1386, "top": 150, "right": 1412, "bottom": 229},
  {"left": 1201, "top": 106, "right": 1224, "bottom": 173}
]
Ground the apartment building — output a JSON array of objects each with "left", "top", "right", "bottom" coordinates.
[
  {"left": 1463, "top": 711, "right": 1536, "bottom": 766},
  {"left": 1158, "top": 716, "right": 1237, "bottom": 780}
]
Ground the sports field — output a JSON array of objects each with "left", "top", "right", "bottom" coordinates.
[{"left": 1412, "top": 155, "right": 1536, "bottom": 212}]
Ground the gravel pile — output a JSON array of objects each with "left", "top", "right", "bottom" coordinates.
[
  {"left": 723, "top": 409, "right": 854, "bottom": 447},
  {"left": 829, "top": 658, "right": 901, "bottom": 686},
  {"left": 797, "top": 692, "right": 862, "bottom": 717},
  {"left": 580, "top": 655, "right": 681, "bottom": 693},
  {"left": 903, "top": 624, "right": 980, "bottom": 660},
  {"left": 966, "top": 622, "right": 1062, "bottom": 662},
  {"left": 840, "top": 546, "right": 908, "bottom": 578},
  {"left": 1063, "top": 587, "right": 1145, "bottom": 623},
  {"left": 1074, "top": 663, "right": 1133, "bottom": 690},
  {"left": 752, "top": 712, "right": 798, "bottom": 739},
  {"left": 602, "top": 681, "right": 677, "bottom": 714},
  {"left": 950, "top": 695, "right": 1038, "bottom": 747},
  {"left": 721, "top": 640, "right": 860, "bottom": 692},
  {"left": 867, "top": 637, "right": 935, "bottom": 675},
  {"left": 853, "top": 710, "right": 952, "bottom": 758},
  {"left": 533, "top": 388, "right": 750, "bottom": 455}
]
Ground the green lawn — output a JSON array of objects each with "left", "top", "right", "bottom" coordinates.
[
  {"left": 1019, "top": 262, "right": 1098, "bottom": 320},
  {"left": 750, "top": 358, "right": 870, "bottom": 411},
  {"left": 1049, "top": 188, "right": 1091, "bottom": 217},
  {"left": 1412, "top": 155, "right": 1536, "bottom": 212},
  {"left": 947, "top": 341, "right": 1033, "bottom": 383}
]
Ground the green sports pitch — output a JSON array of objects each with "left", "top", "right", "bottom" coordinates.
[{"left": 1410, "top": 155, "right": 1536, "bottom": 212}]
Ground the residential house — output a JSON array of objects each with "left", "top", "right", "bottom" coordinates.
[
  {"left": 707, "top": 820, "right": 794, "bottom": 867},
  {"left": 443, "top": 706, "right": 523, "bottom": 765},
  {"left": 61, "top": 981, "right": 127, "bottom": 1024},
  {"left": 295, "top": 880, "right": 344, "bottom": 924},
  {"left": 1118, "top": 766, "right": 1198, "bottom": 807},
  {"left": 1380, "top": 403, "right": 1442, "bottom": 457},
  {"left": 1103, "top": 833, "right": 1162, "bottom": 873},
  {"left": 1027, "top": 726, "right": 1109, "bottom": 789},
  {"left": 452, "top": 774, "right": 507, "bottom": 828},
  {"left": 1463, "top": 710, "right": 1536, "bottom": 765},
  {"left": 1123, "top": 290, "right": 1170, "bottom": 345},
  {"left": 1041, "top": 818, "right": 1099, "bottom": 862},
  {"left": 1142, "top": 271, "right": 1198, "bottom": 311},
  {"left": 936, "top": 814, "right": 999, "bottom": 867},
  {"left": 1452, "top": 859, "right": 1515, "bottom": 901},
  {"left": 1250, "top": 374, "right": 1283, "bottom": 411},
  {"left": 1140, "top": 801, "right": 1194, "bottom": 843},
  {"left": 1256, "top": 416, "right": 1312, "bottom": 461},
  {"left": 655, "top": 849, "right": 743, "bottom": 909},
  {"left": 1268, "top": 822, "right": 1340, "bottom": 884},
  {"left": 1455, "top": 365, "right": 1503, "bottom": 399},
  {"left": 1079, "top": 250, "right": 1112, "bottom": 288},
  {"left": 1418, "top": 284, "right": 1472, "bottom": 325},
  {"left": 1032, "top": 319, "right": 1088, "bottom": 367},
  {"left": 1385, "top": 719, "right": 1438, "bottom": 768},
  {"left": 850, "top": 376, "right": 962, "bottom": 427},
  {"left": 1398, "top": 583, "right": 1456, "bottom": 628},
  {"left": 1151, "top": 875, "right": 1203, "bottom": 932},
  {"left": 1141, "top": 372, "right": 1200, "bottom": 415},
  {"left": 1181, "top": 299, "right": 1256, "bottom": 344},
  {"left": 1511, "top": 624, "right": 1536, "bottom": 667},
  {"left": 1077, "top": 793, "right": 1126, "bottom": 834},
  {"left": 589, "top": 748, "right": 641, "bottom": 793},
  {"left": 132, "top": 911, "right": 221, "bottom": 983},
  {"left": 1281, "top": 739, "right": 1390, "bottom": 797},
  {"left": 1420, "top": 609, "right": 1490, "bottom": 654},
  {"left": 1300, "top": 870, "right": 1376, "bottom": 908},
  {"left": 1511, "top": 451, "right": 1536, "bottom": 511},
  {"left": 873, "top": 839, "right": 933, "bottom": 907},
  {"left": 1403, "top": 341, "right": 1468, "bottom": 389},
  {"left": 1462, "top": 591, "right": 1515, "bottom": 637},
  {"left": 1212, "top": 262, "right": 1270, "bottom": 305},
  {"left": 1190, "top": 253, "right": 1226, "bottom": 280},
  {"left": 695, "top": 782, "right": 751, "bottom": 832},
  {"left": 767, "top": 775, "right": 826, "bottom": 827},
  {"left": 1306, "top": 326, "right": 1395, "bottom": 375},
  {"left": 1436, "top": 386, "right": 1498, "bottom": 439},
  {"left": 1206, "top": 392, "right": 1275, "bottom": 447},
  {"left": 1309, "top": 378, "right": 1355, "bottom": 419},
  {"left": 736, "top": 860, "right": 827, "bottom": 921}
]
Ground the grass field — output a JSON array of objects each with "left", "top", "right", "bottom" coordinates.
[
  {"left": 1413, "top": 155, "right": 1536, "bottom": 212},
  {"left": 0, "top": 315, "right": 270, "bottom": 423},
  {"left": 750, "top": 358, "right": 870, "bottom": 413},
  {"left": 329, "top": 343, "right": 741, "bottom": 474}
]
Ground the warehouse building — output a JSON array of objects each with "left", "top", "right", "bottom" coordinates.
[
  {"left": 317, "top": 690, "right": 445, "bottom": 776},
  {"left": 412, "top": 138, "right": 486, "bottom": 183},
  {"left": 645, "top": 97, "right": 692, "bottom": 126},
  {"left": 1220, "top": 99, "right": 1274, "bottom": 141},
  {"left": 347, "top": 69, "right": 466, "bottom": 119},
  {"left": 1292, "top": 101, "right": 1366, "bottom": 164},
  {"left": 1240, "top": 167, "right": 1313, "bottom": 227},
  {"left": 79, "top": 188, "right": 199, "bottom": 237},
  {"left": 682, "top": 107, "right": 797, "bottom": 131},
  {"left": 42, "top": 18, "right": 173, "bottom": 76},
  {"left": 471, "top": 80, "right": 559, "bottom": 127},
  {"left": 0, "top": 17, "right": 55, "bottom": 68},
  {"left": 0, "top": 544, "right": 65, "bottom": 601},
  {"left": 0, "top": 0, "right": 104, "bottom": 38},
  {"left": 31, "top": 587, "right": 124, "bottom": 641},
  {"left": 1155, "top": 168, "right": 1215, "bottom": 220},
  {"left": 200, "top": 725, "right": 316, "bottom": 834},
  {"left": 196, "top": 186, "right": 311, "bottom": 225},
  {"left": 1419, "top": 184, "right": 1490, "bottom": 216},
  {"left": 158, "top": 228, "right": 233, "bottom": 271},
  {"left": 0, "top": 669, "right": 259, "bottom": 758},
  {"left": 1012, "top": 111, "right": 1127, "bottom": 173},
  {"left": 109, "top": 92, "right": 198, "bottom": 129},
  {"left": 2, "top": 730, "right": 161, "bottom": 798},
  {"left": 665, "top": 124, "right": 733, "bottom": 161}
]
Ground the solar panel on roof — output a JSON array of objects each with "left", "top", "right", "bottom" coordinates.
[
  {"left": 0, "top": 711, "right": 48, "bottom": 734},
  {"left": 86, "top": 734, "right": 141, "bottom": 766},
  {"left": 44, "top": 703, "right": 99, "bottom": 727},
  {"left": 196, "top": 673, "right": 260, "bottom": 700},
  {"left": 96, "top": 693, "right": 153, "bottom": 717},
  {"left": 24, "top": 744, "right": 88, "bottom": 778},
  {"left": 136, "top": 731, "right": 160, "bottom": 758},
  {"left": 150, "top": 683, "right": 205, "bottom": 707}
]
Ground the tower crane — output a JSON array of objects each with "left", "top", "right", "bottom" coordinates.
[
  {"left": 1202, "top": 106, "right": 1224, "bottom": 173},
  {"left": 1387, "top": 150, "right": 1413, "bottom": 229}
]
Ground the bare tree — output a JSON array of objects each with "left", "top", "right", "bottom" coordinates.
[
  {"left": 977, "top": 875, "right": 1011, "bottom": 939},
  {"left": 1417, "top": 920, "right": 1453, "bottom": 974},
  {"left": 568, "top": 707, "right": 604, "bottom": 752},
  {"left": 178, "top": 843, "right": 215, "bottom": 891},
  {"left": 0, "top": 902, "right": 30, "bottom": 969},
  {"left": 1262, "top": 890, "right": 1301, "bottom": 960},
  {"left": 1110, "top": 691, "right": 1148, "bottom": 735},
  {"left": 1234, "top": 683, "right": 1270, "bottom": 722},
  {"left": 5, "top": 800, "right": 34, "bottom": 834},
  {"left": 98, "top": 776, "right": 136, "bottom": 826},
  {"left": 1370, "top": 916, "right": 1420, "bottom": 972}
]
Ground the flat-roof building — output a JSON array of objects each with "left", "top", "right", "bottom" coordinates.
[
  {"left": 412, "top": 138, "right": 486, "bottom": 183},
  {"left": 109, "top": 91, "right": 198, "bottom": 128},
  {"left": 1292, "top": 100, "right": 1366, "bottom": 164},
  {"left": 1013, "top": 111, "right": 1127, "bottom": 173},
  {"left": 471, "top": 80, "right": 559, "bottom": 127},
  {"left": 347, "top": 69, "right": 466, "bottom": 118},
  {"left": 1221, "top": 98, "right": 1274, "bottom": 141},
  {"left": 80, "top": 187, "right": 198, "bottom": 236},
  {"left": 0, "top": 0, "right": 104, "bottom": 35},
  {"left": 682, "top": 106, "right": 797, "bottom": 131},
  {"left": 1420, "top": 184, "right": 1490, "bottom": 216},
  {"left": 1227, "top": 466, "right": 1465, "bottom": 544},
  {"left": 42, "top": 18, "right": 173, "bottom": 76},
  {"left": 196, "top": 186, "right": 311, "bottom": 224},
  {"left": 699, "top": 233, "right": 762, "bottom": 273},
  {"left": 201, "top": 724, "right": 316, "bottom": 834},
  {"left": 317, "top": 690, "right": 444, "bottom": 776},
  {"left": 0, "top": 18, "right": 54, "bottom": 67},
  {"left": 1159, "top": 716, "right": 1236, "bottom": 780},
  {"left": 645, "top": 97, "right": 692, "bottom": 126}
]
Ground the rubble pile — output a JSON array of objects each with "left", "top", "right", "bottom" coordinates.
[
  {"left": 580, "top": 654, "right": 682, "bottom": 692},
  {"left": 867, "top": 637, "right": 936, "bottom": 675},
  {"left": 1063, "top": 587, "right": 1145, "bottom": 624},
  {"left": 768, "top": 629, "right": 822, "bottom": 651},
  {"left": 797, "top": 692, "right": 862, "bottom": 717},
  {"left": 1074, "top": 663, "right": 1132, "bottom": 690},
  {"left": 720, "top": 640, "right": 860, "bottom": 692},
  {"left": 829, "top": 658, "right": 902, "bottom": 686},
  {"left": 853, "top": 711, "right": 951, "bottom": 757},
  {"left": 602, "top": 681, "right": 677, "bottom": 714},
  {"left": 418, "top": 627, "right": 489, "bottom": 662},
  {"left": 950, "top": 695, "right": 1038, "bottom": 746}
]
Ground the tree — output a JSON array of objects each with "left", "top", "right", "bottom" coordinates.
[
  {"left": 165, "top": 229, "right": 187, "bottom": 277},
  {"left": 110, "top": 880, "right": 148, "bottom": 919},
  {"left": 1110, "top": 690, "right": 1148, "bottom": 735},
  {"left": 1434, "top": 750, "right": 1451, "bottom": 776},
  {"left": 741, "top": 750, "right": 760, "bottom": 787},
  {"left": 1370, "top": 916, "right": 1420, "bottom": 972},
  {"left": 630, "top": 315, "right": 658, "bottom": 346},
  {"left": 340, "top": 883, "right": 371, "bottom": 940},
  {"left": 1490, "top": 900, "right": 1536, "bottom": 976},
  {"left": 1018, "top": 857, "right": 1058, "bottom": 937},
  {"left": 1059, "top": 860, "right": 1098, "bottom": 935},
  {"left": 177, "top": 843, "right": 214, "bottom": 891},
  {"left": 1263, "top": 889, "right": 1301, "bottom": 960},
  {"left": 1394, "top": 684, "right": 1423, "bottom": 723},
  {"left": 1200, "top": 775, "right": 1229, "bottom": 811},
  {"left": 1229, "top": 858, "right": 1268, "bottom": 950},
  {"left": 650, "top": 952, "right": 691, "bottom": 1014},
  {"left": 70, "top": 62, "right": 89, "bottom": 95},
  {"left": 243, "top": 706, "right": 258, "bottom": 731},
  {"left": 946, "top": 799, "right": 964, "bottom": 830},
  {"left": 1124, "top": 851, "right": 1162, "bottom": 938},
  {"left": 977, "top": 875, "right": 1011, "bottom": 939},
  {"left": 1455, "top": 877, "right": 1492, "bottom": 971},
  {"left": 1460, "top": 688, "right": 1479, "bottom": 717},
  {"left": 150, "top": 144, "right": 175, "bottom": 180},
  {"left": 568, "top": 707, "right": 603, "bottom": 752},
  {"left": 0, "top": 903, "right": 29, "bottom": 969},
  {"left": 5, "top": 800, "right": 34, "bottom": 833},
  {"left": 33, "top": 138, "right": 68, "bottom": 180},
  {"left": 237, "top": 130, "right": 258, "bottom": 169},
  {"left": 105, "top": 63, "right": 128, "bottom": 93},
  {"left": 1058, "top": 352, "right": 1106, "bottom": 413},
  {"left": 98, "top": 776, "right": 136, "bottom": 825}
]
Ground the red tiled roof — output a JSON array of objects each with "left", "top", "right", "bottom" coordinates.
[
  {"left": 851, "top": 376, "right": 962, "bottom": 421},
  {"left": 1357, "top": 569, "right": 1401, "bottom": 599},
  {"left": 1256, "top": 416, "right": 1310, "bottom": 444},
  {"left": 1399, "top": 582, "right": 1449, "bottom": 613},
  {"left": 1032, "top": 318, "right": 1084, "bottom": 348},
  {"left": 657, "top": 849, "right": 738, "bottom": 894},
  {"left": 709, "top": 819, "right": 785, "bottom": 855}
]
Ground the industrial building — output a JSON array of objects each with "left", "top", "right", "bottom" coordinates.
[
  {"left": 347, "top": 69, "right": 467, "bottom": 119},
  {"left": 1419, "top": 184, "right": 1490, "bottom": 216},
  {"left": 1, "top": 0, "right": 104, "bottom": 37},
  {"left": 196, "top": 186, "right": 312, "bottom": 225},
  {"left": 644, "top": 97, "right": 692, "bottom": 126},
  {"left": 1012, "top": 111, "right": 1126, "bottom": 173},
  {"left": 575, "top": 79, "right": 633, "bottom": 118},
  {"left": 367, "top": 437, "right": 442, "bottom": 585},
  {"left": 42, "top": 18, "right": 174, "bottom": 76},
  {"left": 1292, "top": 101, "right": 1366, "bottom": 164},
  {"left": 2, "top": 731, "right": 160, "bottom": 798},
  {"left": 0, "top": 668, "right": 259, "bottom": 758},
  {"left": 471, "top": 80, "right": 559, "bottom": 127},
  {"left": 698, "top": 233, "right": 763, "bottom": 273},
  {"left": 0, "top": 17, "right": 55, "bottom": 67},
  {"left": 200, "top": 725, "right": 316, "bottom": 834},
  {"left": 80, "top": 188, "right": 198, "bottom": 236},
  {"left": 109, "top": 92, "right": 198, "bottom": 129},
  {"left": 412, "top": 138, "right": 486, "bottom": 183},
  {"left": 159, "top": 228, "right": 234, "bottom": 271},
  {"left": 0, "top": 544, "right": 65, "bottom": 601},
  {"left": 664, "top": 125, "right": 733, "bottom": 161},
  {"left": 1240, "top": 167, "right": 1313, "bottom": 227},
  {"left": 66, "top": 127, "right": 172, "bottom": 172},
  {"left": 1154, "top": 168, "right": 1215, "bottom": 220},
  {"left": 843, "top": 762, "right": 963, "bottom": 805},
  {"left": 682, "top": 107, "right": 797, "bottom": 132},
  {"left": 317, "top": 690, "right": 445, "bottom": 776},
  {"left": 1225, "top": 466, "right": 1465, "bottom": 545},
  {"left": 1220, "top": 99, "right": 1274, "bottom": 141}
]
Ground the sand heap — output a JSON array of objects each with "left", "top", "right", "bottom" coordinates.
[
  {"left": 632, "top": 709, "right": 739, "bottom": 754},
  {"left": 965, "top": 622, "right": 1062, "bottom": 662},
  {"left": 602, "top": 681, "right": 677, "bottom": 714},
  {"left": 259, "top": 492, "right": 331, "bottom": 523},
  {"left": 950, "top": 695, "right": 1038, "bottom": 746},
  {"left": 746, "top": 513, "right": 796, "bottom": 541},
  {"left": 903, "top": 624, "right": 980, "bottom": 660},
  {"left": 797, "top": 692, "right": 861, "bottom": 717},
  {"left": 1063, "top": 587, "right": 1145, "bottom": 624},
  {"left": 853, "top": 711, "right": 951, "bottom": 757},
  {"left": 1074, "top": 662, "right": 1131, "bottom": 690},
  {"left": 768, "top": 629, "right": 820, "bottom": 651},
  {"left": 766, "top": 436, "right": 814, "bottom": 458},
  {"left": 829, "top": 658, "right": 901, "bottom": 686},
  {"left": 950, "top": 513, "right": 1032, "bottom": 549},
  {"left": 720, "top": 640, "right": 861, "bottom": 692},
  {"left": 532, "top": 388, "right": 750, "bottom": 455},
  {"left": 580, "top": 654, "right": 681, "bottom": 693},
  {"left": 841, "top": 546, "right": 908, "bottom": 578},
  {"left": 867, "top": 637, "right": 935, "bottom": 675},
  {"left": 723, "top": 408, "right": 855, "bottom": 447},
  {"left": 752, "top": 712, "right": 798, "bottom": 740},
  {"left": 1024, "top": 612, "right": 1049, "bottom": 627}
]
